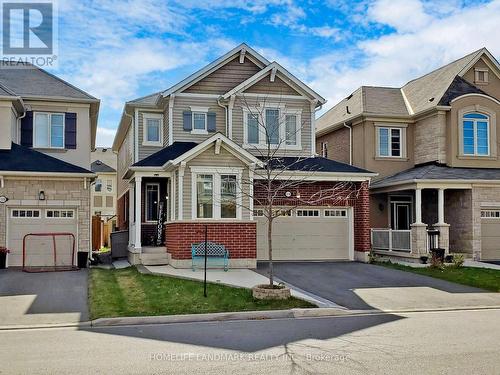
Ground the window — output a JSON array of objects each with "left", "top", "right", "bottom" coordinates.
[
  {"left": 481, "top": 209, "right": 500, "bottom": 218},
  {"left": 46, "top": 209, "right": 74, "bottom": 219},
  {"left": 265, "top": 108, "right": 280, "bottom": 144},
  {"left": 196, "top": 174, "right": 213, "bottom": 219},
  {"left": 296, "top": 209, "right": 320, "bottom": 217},
  {"left": 285, "top": 114, "right": 297, "bottom": 145},
  {"left": 94, "top": 196, "right": 102, "bottom": 207},
  {"left": 11, "top": 209, "right": 40, "bottom": 218},
  {"left": 247, "top": 113, "right": 259, "bottom": 144},
  {"left": 143, "top": 115, "right": 162, "bottom": 146},
  {"left": 475, "top": 68, "right": 489, "bottom": 84},
  {"left": 106, "top": 180, "right": 113, "bottom": 192},
  {"left": 253, "top": 209, "right": 265, "bottom": 217},
  {"left": 193, "top": 113, "right": 207, "bottom": 131},
  {"left": 106, "top": 196, "right": 114, "bottom": 208},
  {"left": 220, "top": 175, "right": 237, "bottom": 219},
  {"left": 324, "top": 209, "right": 347, "bottom": 217},
  {"left": 192, "top": 168, "right": 243, "bottom": 220},
  {"left": 462, "top": 113, "right": 489, "bottom": 156},
  {"left": 95, "top": 179, "right": 102, "bottom": 192},
  {"left": 253, "top": 208, "right": 291, "bottom": 217},
  {"left": 377, "top": 127, "right": 403, "bottom": 157},
  {"left": 145, "top": 184, "right": 160, "bottom": 222},
  {"left": 321, "top": 142, "right": 328, "bottom": 158},
  {"left": 34, "top": 113, "right": 65, "bottom": 149}
]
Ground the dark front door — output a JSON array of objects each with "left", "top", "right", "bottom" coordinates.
[{"left": 394, "top": 203, "right": 410, "bottom": 230}]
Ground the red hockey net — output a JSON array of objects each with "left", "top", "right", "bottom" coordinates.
[{"left": 22, "top": 233, "right": 78, "bottom": 272}]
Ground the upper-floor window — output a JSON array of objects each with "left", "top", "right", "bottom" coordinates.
[
  {"left": 143, "top": 114, "right": 163, "bottom": 146},
  {"left": 377, "top": 126, "right": 405, "bottom": 158},
  {"left": 95, "top": 179, "right": 102, "bottom": 192},
  {"left": 33, "top": 112, "right": 64, "bottom": 149},
  {"left": 106, "top": 179, "right": 113, "bottom": 192},
  {"left": 462, "top": 112, "right": 489, "bottom": 156},
  {"left": 243, "top": 106, "right": 301, "bottom": 149},
  {"left": 475, "top": 68, "right": 489, "bottom": 84}
]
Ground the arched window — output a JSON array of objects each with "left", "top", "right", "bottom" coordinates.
[{"left": 462, "top": 112, "right": 489, "bottom": 156}]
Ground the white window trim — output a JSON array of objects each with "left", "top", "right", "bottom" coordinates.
[
  {"left": 45, "top": 209, "right": 75, "bottom": 219},
  {"left": 95, "top": 179, "right": 102, "bottom": 192},
  {"left": 106, "top": 179, "right": 113, "bottom": 193},
  {"left": 461, "top": 113, "right": 490, "bottom": 157},
  {"left": 11, "top": 209, "right": 41, "bottom": 219},
  {"left": 474, "top": 68, "right": 489, "bottom": 84},
  {"left": 190, "top": 106, "right": 209, "bottom": 135},
  {"left": 142, "top": 113, "right": 163, "bottom": 147},
  {"left": 190, "top": 166, "right": 243, "bottom": 220},
  {"left": 242, "top": 104, "right": 302, "bottom": 150},
  {"left": 33, "top": 112, "right": 65, "bottom": 149},
  {"left": 145, "top": 183, "right": 160, "bottom": 223},
  {"left": 375, "top": 125, "right": 406, "bottom": 158}
]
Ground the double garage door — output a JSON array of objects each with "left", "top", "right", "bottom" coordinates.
[
  {"left": 256, "top": 207, "right": 353, "bottom": 261},
  {"left": 7, "top": 207, "right": 78, "bottom": 267},
  {"left": 480, "top": 209, "right": 500, "bottom": 260}
]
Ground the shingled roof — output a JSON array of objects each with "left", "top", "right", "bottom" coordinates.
[{"left": 91, "top": 160, "right": 116, "bottom": 173}]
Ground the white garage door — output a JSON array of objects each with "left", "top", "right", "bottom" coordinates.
[
  {"left": 256, "top": 208, "right": 352, "bottom": 261},
  {"left": 7, "top": 207, "right": 78, "bottom": 267},
  {"left": 481, "top": 209, "right": 500, "bottom": 260}
]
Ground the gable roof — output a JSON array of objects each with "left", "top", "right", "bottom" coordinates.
[
  {"left": 127, "top": 91, "right": 162, "bottom": 107},
  {"left": 222, "top": 61, "right": 326, "bottom": 104},
  {"left": 91, "top": 160, "right": 116, "bottom": 173},
  {"left": 0, "top": 143, "right": 94, "bottom": 175},
  {"left": 317, "top": 47, "right": 500, "bottom": 135},
  {"left": 439, "top": 75, "right": 490, "bottom": 106}
]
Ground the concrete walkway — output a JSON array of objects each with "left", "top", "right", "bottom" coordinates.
[
  {"left": 142, "top": 265, "right": 339, "bottom": 308},
  {"left": 464, "top": 260, "right": 500, "bottom": 270}
]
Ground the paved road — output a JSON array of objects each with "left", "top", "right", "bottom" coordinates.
[
  {"left": 256, "top": 262, "right": 500, "bottom": 310},
  {"left": 0, "top": 309, "right": 499, "bottom": 374},
  {"left": 0, "top": 269, "right": 88, "bottom": 326}
]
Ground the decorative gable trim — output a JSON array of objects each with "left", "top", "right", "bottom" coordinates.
[{"left": 458, "top": 49, "right": 500, "bottom": 80}]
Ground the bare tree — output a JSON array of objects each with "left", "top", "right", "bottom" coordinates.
[{"left": 212, "top": 93, "right": 363, "bottom": 287}]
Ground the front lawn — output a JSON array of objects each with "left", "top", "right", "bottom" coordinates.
[
  {"left": 89, "top": 268, "right": 314, "bottom": 319},
  {"left": 376, "top": 262, "right": 500, "bottom": 292}
]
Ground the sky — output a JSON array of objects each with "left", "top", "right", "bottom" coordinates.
[{"left": 50, "top": 0, "right": 500, "bottom": 147}]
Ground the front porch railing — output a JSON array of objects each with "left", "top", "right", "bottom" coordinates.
[{"left": 371, "top": 229, "right": 411, "bottom": 252}]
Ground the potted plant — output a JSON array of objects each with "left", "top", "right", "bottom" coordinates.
[{"left": 0, "top": 247, "right": 10, "bottom": 269}]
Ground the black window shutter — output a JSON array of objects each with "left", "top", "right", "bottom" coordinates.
[
  {"left": 183, "top": 111, "right": 192, "bottom": 131},
  {"left": 65, "top": 112, "right": 77, "bottom": 149},
  {"left": 207, "top": 112, "right": 216, "bottom": 132},
  {"left": 20, "top": 111, "right": 33, "bottom": 147}
]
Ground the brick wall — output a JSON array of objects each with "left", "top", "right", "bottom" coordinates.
[
  {"left": 165, "top": 222, "right": 257, "bottom": 260},
  {"left": 316, "top": 127, "right": 350, "bottom": 164},
  {"left": 354, "top": 181, "right": 371, "bottom": 252}
]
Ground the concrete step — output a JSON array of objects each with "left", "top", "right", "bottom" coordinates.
[
  {"left": 141, "top": 252, "right": 169, "bottom": 266},
  {"left": 142, "top": 246, "right": 167, "bottom": 254}
]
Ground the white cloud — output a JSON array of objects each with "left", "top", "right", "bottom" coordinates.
[
  {"left": 368, "top": 0, "right": 431, "bottom": 33},
  {"left": 308, "top": 0, "right": 500, "bottom": 112},
  {"left": 95, "top": 127, "right": 117, "bottom": 148}
]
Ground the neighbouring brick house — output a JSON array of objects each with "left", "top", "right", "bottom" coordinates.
[
  {"left": 0, "top": 62, "right": 99, "bottom": 268},
  {"left": 112, "top": 44, "right": 375, "bottom": 267},
  {"left": 317, "top": 47, "right": 500, "bottom": 262}
]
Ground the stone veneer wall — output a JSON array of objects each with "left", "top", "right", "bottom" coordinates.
[
  {"left": 471, "top": 186, "right": 500, "bottom": 260},
  {"left": 445, "top": 189, "right": 473, "bottom": 254},
  {"left": 0, "top": 177, "right": 91, "bottom": 252}
]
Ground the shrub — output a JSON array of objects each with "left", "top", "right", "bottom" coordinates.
[
  {"left": 452, "top": 253, "right": 465, "bottom": 268},
  {"left": 430, "top": 254, "right": 444, "bottom": 270}
]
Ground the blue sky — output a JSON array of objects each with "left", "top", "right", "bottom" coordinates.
[{"left": 51, "top": 0, "right": 500, "bottom": 147}]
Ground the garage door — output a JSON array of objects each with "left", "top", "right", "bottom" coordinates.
[
  {"left": 7, "top": 207, "right": 78, "bottom": 267},
  {"left": 481, "top": 209, "right": 500, "bottom": 260},
  {"left": 256, "top": 207, "right": 352, "bottom": 261}
]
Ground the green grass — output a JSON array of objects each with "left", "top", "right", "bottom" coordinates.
[
  {"left": 88, "top": 267, "right": 314, "bottom": 319},
  {"left": 376, "top": 262, "right": 500, "bottom": 292}
]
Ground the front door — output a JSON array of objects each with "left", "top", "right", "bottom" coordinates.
[{"left": 390, "top": 196, "right": 412, "bottom": 230}]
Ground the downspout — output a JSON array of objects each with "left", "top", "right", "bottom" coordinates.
[
  {"left": 217, "top": 96, "right": 228, "bottom": 135},
  {"left": 16, "top": 97, "right": 27, "bottom": 143},
  {"left": 343, "top": 122, "right": 352, "bottom": 165}
]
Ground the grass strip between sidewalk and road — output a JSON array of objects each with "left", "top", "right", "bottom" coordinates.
[
  {"left": 376, "top": 262, "right": 500, "bottom": 292},
  {"left": 89, "top": 267, "right": 314, "bottom": 320}
]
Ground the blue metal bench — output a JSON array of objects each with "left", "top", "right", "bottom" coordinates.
[{"left": 191, "top": 242, "right": 229, "bottom": 272}]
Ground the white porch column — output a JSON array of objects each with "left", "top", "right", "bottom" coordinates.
[
  {"left": 437, "top": 188, "right": 445, "bottom": 224},
  {"left": 128, "top": 182, "right": 135, "bottom": 247},
  {"left": 414, "top": 188, "right": 423, "bottom": 224},
  {"left": 134, "top": 176, "right": 142, "bottom": 251},
  {"left": 178, "top": 162, "right": 185, "bottom": 220}
]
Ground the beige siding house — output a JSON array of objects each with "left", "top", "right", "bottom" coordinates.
[
  {"left": 317, "top": 48, "right": 500, "bottom": 262},
  {"left": 0, "top": 63, "right": 99, "bottom": 269},
  {"left": 91, "top": 147, "right": 117, "bottom": 220},
  {"left": 113, "top": 44, "right": 374, "bottom": 268}
]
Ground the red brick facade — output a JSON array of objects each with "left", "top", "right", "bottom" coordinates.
[
  {"left": 354, "top": 181, "right": 371, "bottom": 252},
  {"left": 165, "top": 222, "right": 257, "bottom": 260}
]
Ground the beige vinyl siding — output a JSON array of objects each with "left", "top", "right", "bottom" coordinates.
[
  {"left": 245, "top": 74, "right": 301, "bottom": 96},
  {"left": 232, "top": 96, "right": 312, "bottom": 157},
  {"left": 137, "top": 111, "right": 166, "bottom": 160},
  {"left": 172, "top": 96, "right": 226, "bottom": 142},
  {"left": 117, "top": 126, "right": 133, "bottom": 197},
  {"left": 163, "top": 106, "right": 169, "bottom": 146},
  {"left": 184, "top": 57, "right": 261, "bottom": 95},
  {"left": 181, "top": 145, "right": 250, "bottom": 220}
]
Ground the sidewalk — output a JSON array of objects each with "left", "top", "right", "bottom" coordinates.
[
  {"left": 141, "top": 265, "right": 341, "bottom": 308},
  {"left": 464, "top": 260, "right": 500, "bottom": 270}
]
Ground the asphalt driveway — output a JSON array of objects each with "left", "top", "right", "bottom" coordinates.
[
  {"left": 256, "top": 262, "right": 500, "bottom": 311},
  {"left": 0, "top": 268, "right": 88, "bottom": 327}
]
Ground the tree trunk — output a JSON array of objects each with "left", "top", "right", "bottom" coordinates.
[{"left": 267, "top": 217, "right": 274, "bottom": 287}]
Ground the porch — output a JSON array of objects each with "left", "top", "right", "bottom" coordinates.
[{"left": 370, "top": 185, "right": 472, "bottom": 259}]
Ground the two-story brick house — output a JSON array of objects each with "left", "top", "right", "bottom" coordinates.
[
  {"left": 0, "top": 62, "right": 99, "bottom": 269},
  {"left": 317, "top": 48, "right": 500, "bottom": 261},
  {"left": 113, "top": 44, "right": 375, "bottom": 267}
]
